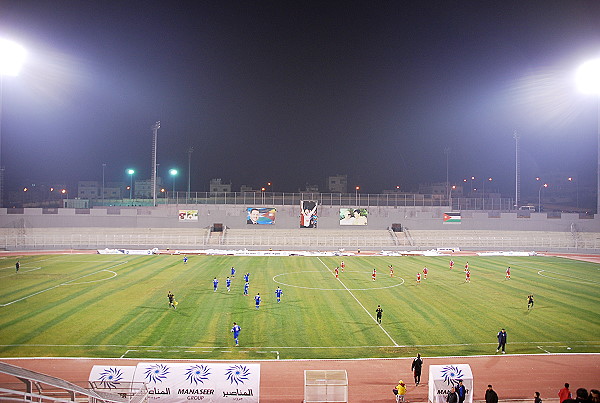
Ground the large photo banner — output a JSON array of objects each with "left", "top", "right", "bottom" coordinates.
[
  {"left": 339, "top": 208, "right": 368, "bottom": 225},
  {"left": 179, "top": 210, "right": 199, "bottom": 221},
  {"left": 300, "top": 200, "right": 318, "bottom": 228},
  {"left": 246, "top": 207, "right": 277, "bottom": 224},
  {"left": 90, "top": 363, "right": 260, "bottom": 402}
]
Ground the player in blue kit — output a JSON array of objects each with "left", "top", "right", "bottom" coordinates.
[
  {"left": 275, "top": 287, "right": 283, "bottom": 303},
  {"left": 183, "top": 256, "right": 188, "bottom": 264},
  {"left": 254, "top": 293, "right": 261, "bottom": 309},
  {"left": 244, "top": 272, "right": 250, "bottom": 283},
  {"left": 231, "top": 322, "right": 241, "bottom": 346},
  {"left": 244, "top": 282, "right": 249, "bottom": 296},
  {"left": 213, "top": 277, "right": 218, "bottom": 292},
  {"left": 226, "top": 277, "right": 231, "bottom": 292},
  {"left": 231, "top": 266, "right": 235, "bottom": 277}
]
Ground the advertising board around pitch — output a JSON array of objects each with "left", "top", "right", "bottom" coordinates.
[{"left": 90, "top": 363, "right": 260, "bottom": 402}]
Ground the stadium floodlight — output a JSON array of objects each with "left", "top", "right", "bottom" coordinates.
[
  {"left": 0, "top": 38, "right": 26, "bottom": 207},
  {"left": 0, "top": 38, "right": 26, "bottom": 77},
  {"left": 575, "top": 58, "right": 600, "bottom": 215},
  {"left": 127, "top": 169, "right": 135, "bottom": 199}
]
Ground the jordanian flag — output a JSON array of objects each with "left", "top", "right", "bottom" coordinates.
[{"left": 443, "top": 212, "right": 461, "bottom": 224}]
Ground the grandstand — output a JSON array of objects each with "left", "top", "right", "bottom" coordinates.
[{"left": 0, "top": 226, "right": 599, "bottom": 251}]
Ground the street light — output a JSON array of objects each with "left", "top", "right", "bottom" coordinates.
[
  {"left": 169, "top": 169, "right": 178, "bottom": 194},
  {"left": 0, "top": 38, "right": 27, "bottom": 207},
  {"left": 538, "top": 183, "right": 548, "bottom": 213},
  {"left": 482, "top": 177, "right": 492, "bottom": 210},
  {"left": 355, "top": 186, "right": 360, "bottom": 205},
  {"left": 449, "top": 185, "right": 456, "bottom": 209},
  {"left": 102, "top": 163, "right": 106, "bottom": 204},
  {"left": 568, "top": 177, "right": 579, "bottom": 209},
  {"left": 126, "top": 169, "right": 135, "bottom": 199},
  {"left": 575, "top": 58, "right": 600, "bottom": 215}
]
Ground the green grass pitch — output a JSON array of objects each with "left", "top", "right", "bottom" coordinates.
[{"left": 0, "top": 254, "right": 599, "bottom": 360}]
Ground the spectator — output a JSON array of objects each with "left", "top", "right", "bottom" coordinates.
[
  {"left": 575, "top": 388, "right": 589, "bottom": 403},
  {"left": 535, "top": 392, "right": 543, "bottom": 403},
  {"left": 486, "top": 385, "right": 499, "bottom": 403},
  {"left": 447, "top": 386, "right": 459, "bottom": 403},
  {"left": 457, "top": 380, "right": 466, "bottom": 403},
  {"left": 588, "top": 389, "right": 599, "bottom": 403},
  {"left": 559, "top": 383, "right": 572, "bottom": 403}
]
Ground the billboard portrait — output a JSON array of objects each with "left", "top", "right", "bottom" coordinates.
[
  {"left": 178, "top": 210, "right": 198, "bottom": 221},
  {"left": 339, "top": 208, "right": 368, "bottom": 225},
  {"left": 300, "top": 200, "right": 318, "bottom": 228},
  {"left": 246, "top": 207, "right": 277, "bottom": 225}
]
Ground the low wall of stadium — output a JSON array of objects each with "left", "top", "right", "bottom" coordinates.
[{"left": 0, "top": 205, "right": 598, "bottom": 232}]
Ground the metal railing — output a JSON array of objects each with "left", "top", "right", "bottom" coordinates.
[{"left": 90, "top": 192, "right": 515, "bottom": 210}]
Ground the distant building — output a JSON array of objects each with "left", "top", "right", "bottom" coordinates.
[
  {"left": 303, "top": 184, "right": 319, "bottom": 192},
  {"left": 327, "top": 175, "right": 347, "bottom": 193},
  {"left": 209, "top": 178, "right": 232, "bottom": 193},
  {"left": 418, "top": 182, "right": 449, "bottom": 199},
  {"left": 78, "top": 181, "right": 123, "bottom": 199},
  {"left": 135, "top": 177, "right": 163, "bottom": 198}
]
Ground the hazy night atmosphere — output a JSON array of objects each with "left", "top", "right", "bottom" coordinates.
[{"left": 1, "top": 1, "right": 599, "bottom": 201}]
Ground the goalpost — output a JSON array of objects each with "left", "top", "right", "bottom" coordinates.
[{"left": 304, "top": 370, "right": 348, "bottom": 403}]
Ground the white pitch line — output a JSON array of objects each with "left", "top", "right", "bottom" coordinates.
[
  {"left": 0, "top": 261, "right": 128, "bottom": 307},
  {"left": 537, "top": 346, "right": 551, "bottom": 354},
  {"left": 317, "top": 257, "right": 399, "bottom": 347}
]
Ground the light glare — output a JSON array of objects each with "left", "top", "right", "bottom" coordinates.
[{"left": 576, "top": 58, "right": 600, "bottom": 95}]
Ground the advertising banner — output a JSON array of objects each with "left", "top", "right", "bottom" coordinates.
[
  {"left": 339, "top": 208, "right": 368, "bottom": 225},
  {"left": 90, "top": 363, "right": 260, "bottom": 403},
  {"left": 179, "top": 210, "right": 199, "bottom": 221},
  {"left": 428, "top": 364, "right": 473, "bottom": 403},
  {"left": 300, "top": 200, "right": 318, "bottom": 228},
  {"left": 246, "top": 207, "right": 277, "bottom": 224}
]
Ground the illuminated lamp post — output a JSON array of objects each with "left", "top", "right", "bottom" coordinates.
[
  {"left": 127, "top": 169, "right": 135, "bottom": 199},
  {"left": 449, "top": 185, "right": 456, "bottom": 209},
  {"left": 568, "top": 177, "right": 579, "bottom": 209},
  {"left": 355, "top": 186, "right": 360, "bottom": 205},
  {"left": 482, "top": 177, "right": 492, "bottom": 210},
  {"left": 169, "top": 169, "right": 178, "bottom": 194},
  {"left": 538, "top": 183, "right": 548, "bottom": 213},
  {"left": 0, "top": 38, "right": 26, "bottom": 207},
  {"left": 575, "top": 58, "right": 600, "bottom": 215}
]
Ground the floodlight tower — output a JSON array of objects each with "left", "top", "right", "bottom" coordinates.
[
  {"left": 575, "top": 58, "right": 600, "bottom": 215},
  {"left": 513, "top": 130, "right": 520, "bottom": 210},
  {"left": 151, "top": 121, "right": 160, "bottom": 206}
]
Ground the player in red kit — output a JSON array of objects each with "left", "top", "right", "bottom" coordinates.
[
  {"left": 334, "top": 267, "right": 339, "bottom": 278},
  {"left": 423, "top": 267, "right": 428, "bottom": 279},
  {"left": 389, "top": 265, "right": 394, "bottom": 277},
  {"left": 505, "top": 266, "right": 511, "bottom": 280},
  {"left": 340, "top": 261, "right": 345, "bottom": 272},
  {"left": 465, "top": 269, "right": 471, "bottom": 282},
  {"left": 372, "top": 269, "right": 376, "bottom": 281},
  {"left": 450, "top": 260, "right": 454, "bottom": 270},
  {"left": 416, "top": 272, "right": 421, "bottom": 284}
]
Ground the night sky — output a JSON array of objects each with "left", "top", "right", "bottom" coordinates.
[{"left": 1, "top": 1, "right": 599, "bottom": 195}]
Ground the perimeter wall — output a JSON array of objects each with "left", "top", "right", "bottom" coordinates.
[{"left": 1, "top": 206, "right": 598, "bottom": 232}]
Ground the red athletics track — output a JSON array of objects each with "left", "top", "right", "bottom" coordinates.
[{"left": 1, "top": 354, "right": 599, "bottom": 402}]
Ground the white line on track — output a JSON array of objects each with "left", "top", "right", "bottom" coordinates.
[
  {"left": 317, "top": 257, "right": 399, "bottom": 347},
  {"left": 0, "top": 261, "right": 128, "bottom": 307}
]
